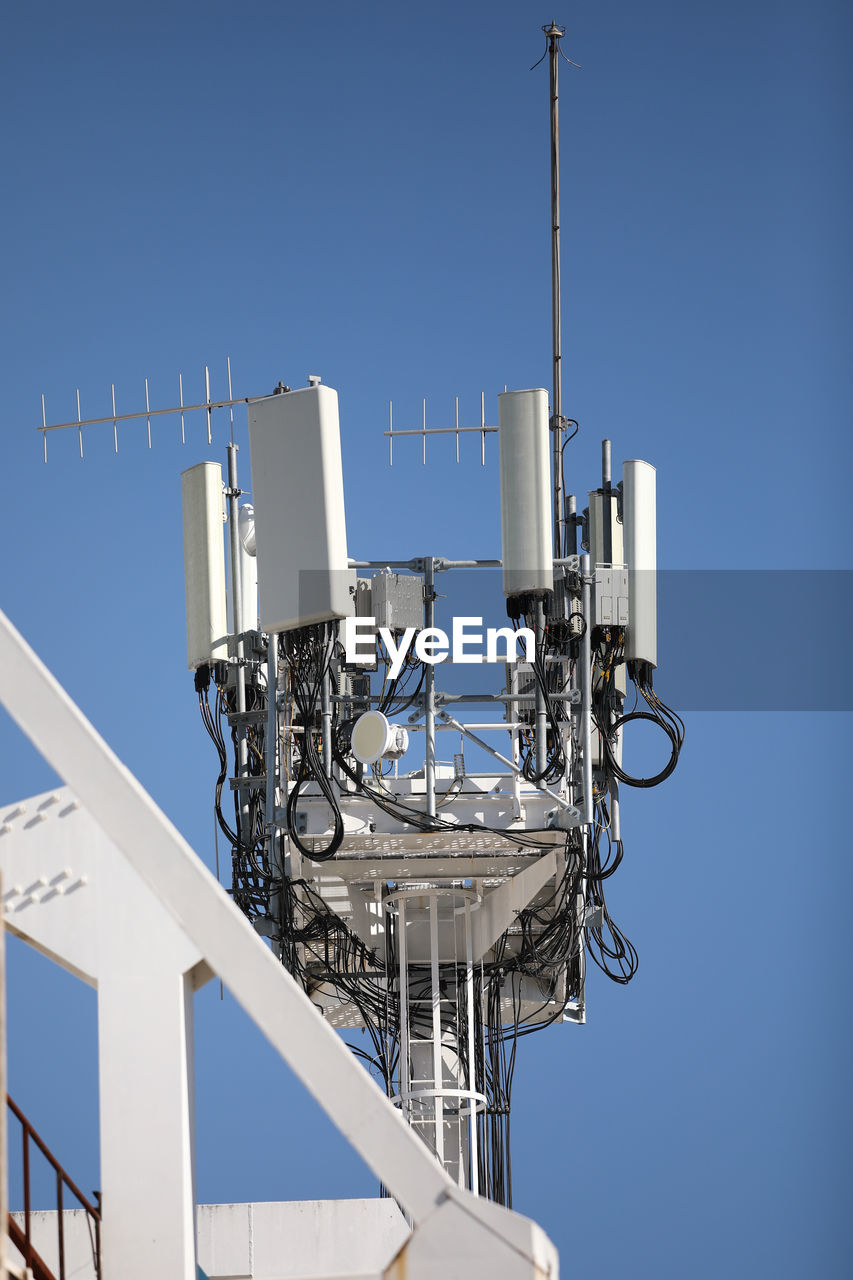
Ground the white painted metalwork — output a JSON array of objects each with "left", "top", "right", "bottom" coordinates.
[{"left": 386, "top": 888, "right": 487, "bottom": 1192}]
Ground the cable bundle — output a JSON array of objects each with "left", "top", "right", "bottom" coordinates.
[
  {"left": 284, "top": 625, "right": 344, "bottom": 861},
  {"left": 584, "top": 801, "right": 638, "bottom": 984},
  {"left": 197, "top": 661, "right": 272, "bottom": 916}
]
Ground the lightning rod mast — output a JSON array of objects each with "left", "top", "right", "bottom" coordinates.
[{"left": 546, "top": 20, "right": 567, "bottom": 557}]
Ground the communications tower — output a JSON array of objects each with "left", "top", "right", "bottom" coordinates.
[{"left": 174, "top": 22, "right": 684, "bottom": 1203}]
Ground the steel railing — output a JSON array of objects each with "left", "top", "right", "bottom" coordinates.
[{"left": 7, "top": 1094, "right": 101, "bottom": 1280}]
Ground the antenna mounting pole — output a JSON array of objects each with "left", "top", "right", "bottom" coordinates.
[{"left": 545, "top": 20, "right": 566, "bottom": 557}]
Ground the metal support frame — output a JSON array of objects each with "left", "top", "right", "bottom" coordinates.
[
  {"left": 423, "top": 558, "right": 437, "bottom": 818},
  {"left": 226, "top": 443, "right": 249, "bottom": 846},
  {"left": 437, "top": 712, "right": 573, "bottom": 814}
]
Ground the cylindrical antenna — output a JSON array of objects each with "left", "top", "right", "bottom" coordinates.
[
  {"left": 601, "top": 438, "right": 611, "bottom": 490},
  {"left": 566, "top": 492, "right": 577, "bottom": 556},
  {"left": 545, "top": 21, "right": 566, "bottom": 557}
]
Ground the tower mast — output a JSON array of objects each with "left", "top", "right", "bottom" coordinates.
[{"left": 545, "top": 20, "right": 567, "bottom": 556}]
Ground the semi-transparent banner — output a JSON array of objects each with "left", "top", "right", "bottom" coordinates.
[{"left": 298, "top": 569, "right": 853, "bottom": 711}]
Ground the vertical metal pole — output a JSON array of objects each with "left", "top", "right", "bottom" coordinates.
[
  {"left": 22, "top": 1126, "right": 30, "bottom": 1257},
  {"left": 397, "top": 899, "right": 410, "bottom": 1118},
  {"left": 580, "top": 554, "right": 593, "bottom": 825},
  {"left": 429, "top": 896, "right": 445, "bottom": 1166},
  {"left": 576, "top": 826, "right": 588, "bottom": 1025},
  {"left": 265, "top": 633, "right": 278, "bottom": 837},
  {"left": 269, "top": 632, "right": 288, "bottom": 959},
  {"left": 577, "top": 522, "right": 591, "bottom": 1017},
  {"left": 534, "top": 598, "right": 548, "bottom": 777},
  {"left": 601, "top": 438, "right": 612, "bottom": 490},
  {"left": 465, "top": 900, "right": 479, "bottom": 1196},
  {"left": 226, "top": 443, "right": 249, "bottom": 845},
  {"left": 546, "top": 22, "right": 565, "bottom": 557},
  {"left": 320, "top": 629, "right": 333, "bottom": 775},
  {"left": 57, "top": 1173, "right": 65, "bottom": 1280},
  {"left": 424, "top": 559, "right": 437, "bottom": 818},
  {"left": 508, "top": 662, "right": 521, "bottom": 817}
]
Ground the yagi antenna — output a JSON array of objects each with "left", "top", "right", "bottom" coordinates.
[
  {"left": 37, "top": 358, "right": 255, "bottom": 462},
  {"left": 384, "top": 393, "right": 497, "bottom": 466}
]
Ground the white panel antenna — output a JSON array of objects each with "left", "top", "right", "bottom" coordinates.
[
  {"left": 248, "top": 384, "right": 353, "bottom": 633},
  {"left": 498, "top": 388, "right": 554, "bottom": 598},
  {"left": 181, "top": 462, "right": 229, "bottom": 670}
]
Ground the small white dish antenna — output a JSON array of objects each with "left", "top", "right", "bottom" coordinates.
[{"left": 350, "top": 711, "right": 409, "bottom": 765}]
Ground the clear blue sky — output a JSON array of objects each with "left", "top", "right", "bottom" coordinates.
[{"left": 1, "top": 2, "right": 850, "bottom": 1276}]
